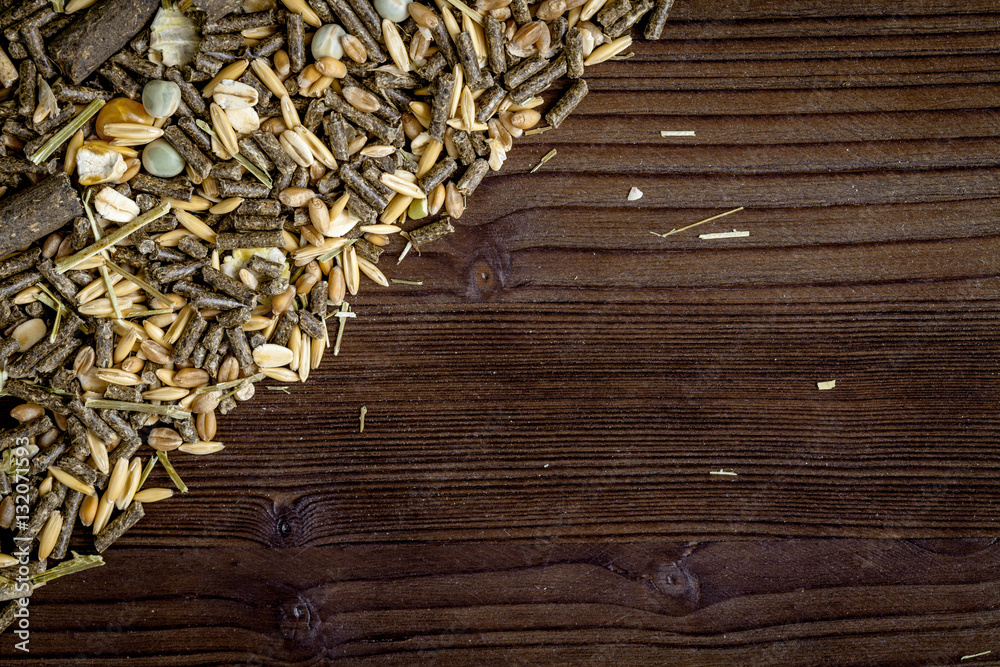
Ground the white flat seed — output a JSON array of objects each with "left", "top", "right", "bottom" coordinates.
[
  {"left": 628, "top": 186, "right": 643, "bottom": 201},
  {"left": 76, "top": 145, "right": 127, "bottom": 185},
  {"left": 226, "top": 106, "right": 261, "bottom": 134},
  {"left": 93, "top": 186, "right": 140, "bottom": 222},
  {"left": 212, "top": 79, "right": 259, "bottom": 109},
  {"left": 252, "top": 343, "right": 294, "bottom": 368}
]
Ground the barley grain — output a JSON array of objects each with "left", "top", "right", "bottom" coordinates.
[
  {"left": 133, "top": 488, "right": 173, "bottom": 503},
  {"left": 47, "top": 466, "right": 96, "bottom": 497},
  {"left": 116, "top": 458, "right": 142, "bottom": 510},
  {"left": 37, "top": 511, "right": 63, "bottom": 560}
]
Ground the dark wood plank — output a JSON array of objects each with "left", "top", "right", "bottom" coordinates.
[
  {"left": 6, "top": 1, "right": 1000, "bottom": 662},
  {"left": 5, "top": 540, "right": 1000, "bottom": 664}
]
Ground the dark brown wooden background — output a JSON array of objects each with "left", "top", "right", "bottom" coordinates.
[{"left": 7, "top": 1, "right": 1000, "bottom": 664}]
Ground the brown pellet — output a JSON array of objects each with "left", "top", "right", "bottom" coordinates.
[
  {"left": 474, "top": 85, "right": 507, "bottom": 125},
  {"left": 37, "top": 257, "right": 78, "bottom": 303},
  {"left": 247, "top": 254, "right": 284, "bottom": 279},
  {"left": 217, "top": 179, "right": 272, "bottom": 199},
  {"left": 94, "top": 501, "right": 144, "bottom": 554},
  {"left": 202, "top": 266, "right": 257, "bottom": 304},
  {"left": 511, "top": 55, "right": 567, "bottom": 104},
  {"left": 297, "top": 309, "right": 326, "bottom": 339},
  {"left": 340, "top": 163, "right": 390, "bottom": 210},
  {"left": 325, "top": 113, "right": 351, "bottom": 162},
  {"left": 417, "top": 51, "right": 448, "bottom": 82},
  {"left": 429, "top": 15, "right": 458, "bottom": 66},
  {"left": 237, "top": 136, "right": 275, "bottom": 175},
  {"left": 112, "top": 49, "right": 164, "bottom": 81},
  {"left": 644, "top": 0, "right": 674, "bottom": 40},
  {"left": 418, "top": 156, "right": 458, "bottom": 195},
  {"left": 347, "top": 0, "right": 383, "bottom": 38},
  {"left": 131, "top": 174, "right": 194, "bottom": 201},
  {"left": 455, "top": 32, "right": 490, "bottom": 90},
  {"left": 178, "top": 234, "right": 210, "bottom": 259},
  {"left": 510, "top": 0, "right": 531, "bottom": 24},
  {"left": 409, "top": 218, "right": 455, "bottom": 248},
  {"left": 326, "top": 0, "right": 387, "bottom": 63},
  {"left": 203, "top": 9, "right": 279, "bottom": 34},
  {"left": 68, "top": 398, "right": 117, "bottom": 445},
  {"left": 16, "top": 60, "right": 35, "bottom": 121},
  {"left": 99, "top": 62, "right": 140, "bottom": 99},
  {"left": 485, "top": 16, "right": 507, "bottom": 75},
  {"left": 324, "top": 90, "right": 399, "bottom": 145},
  {"left": 504, "top": 54, "right": 548, "bottom": 89},
  {"left": 429, "top": 72, "right": 455, "bottom": 142},
  {"left": 178, "top": 116, "right": 215, "bottom": 154},
  {"left": 172, "top": 309, "right": 207, "bottom": 364},
  {"left": 163, "top": 126, "right": 213, "bottom": 180},
  {"left": 596, "top": 0, "right": 631, "bottom": 27},
  {"left": 545, "top": 78, "right": 588, "bottom": 129},
  {"left": 50, "top": 489, "right": 84, "bottom": 561},
  {"left": 230, "top": 214, "right": 287, "bottom": 231},
  {"left": 237, "top": 198, "right": 282, "bottom": 216},
  {"left": 605, "top": 0, "right": 652, "bottom": 38},
  {"left": 566, "top": 27, "right": 585, "bottom": 78},
  {"left": 226, "top": 327, "right": 256, "bottom": 374},
  {"left": 100, "top": 409, "right": 140, "bottom": 447},
  {"left": 457, "top": 158, "right": 490, "bottom": 196},
  {"left": 286, "top": 12, "right": 306, "bottom": 73},
  {"left": 452, "top": 129, "right": 477, "bottom": 165},
  {"left": 52, "top": 81, "right": 113, "bottom": 104}
]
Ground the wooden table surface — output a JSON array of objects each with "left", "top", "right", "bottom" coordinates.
[{"left": 7, "top": 1, "right": 1000, "bottom": 664}]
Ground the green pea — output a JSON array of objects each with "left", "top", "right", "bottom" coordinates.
[
  {"left": 142, "top": 138, "right": 186, "bottom": 178},
  {"left": 142, "top": 80, "right": 181, "bottom": 119},
  {"left": 375, "top": 0, "right": 412, "bottom": 22},
  {"left": 408, "top": 196, "right": 428, "bottom": 220},
  {"left": 312, "top": 24, "right": 346, "bottom": 60}
]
